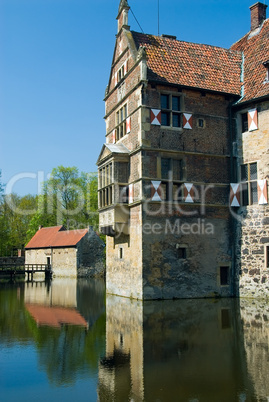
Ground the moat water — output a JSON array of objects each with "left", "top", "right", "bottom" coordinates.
[{"left": 0, "top": 278, "right": 269, "bottom": 402}]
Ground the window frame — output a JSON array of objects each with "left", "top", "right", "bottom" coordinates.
[
  {"left": 241, "top": 112, "right": 248, "bottom": 133},
  {"left": 219, "top": 265, "right": 230, "bottom": 287},
  {"left": 98, "top": 162, "right": 113, "bottom": 209},
  {"left": 159, "top": 157, "right": 184, "bottom": 202},
  {"left": 178, "top": 247, "right": 187, "bottom": 259},
  {"left": 160, "top": 93, "right": 182, "bottom": 129},
  {"left": 116, "top": 103, "right": 127, "bottom": 141},
  {"left": 119, "top": 246, "right": 124, "bottom": 260},
  {"left": 263, "top": 61, "right": 269, "bottom": 82},
  {"left": 240, "top": 162, "right": 258, "bottom": 206}
]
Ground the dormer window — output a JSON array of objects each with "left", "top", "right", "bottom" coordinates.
[
  {"left": 266, "top": 66, "right": 269, "bottom": 82},
  {"left": 263, "top": 61, "right": 269, "bottom": 82}
]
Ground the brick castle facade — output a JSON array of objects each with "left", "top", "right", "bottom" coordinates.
[{"left": 97, "top": 1, "right": 269, "bottom": 300}]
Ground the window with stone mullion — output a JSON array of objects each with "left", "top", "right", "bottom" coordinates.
[
  {"left": 240, "top": 162, "right": 258, "bottom": 205},
  {"left": 160, "top": 94, "right": 181, "bottom": 128}
]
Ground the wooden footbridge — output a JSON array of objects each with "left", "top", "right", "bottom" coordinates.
[{"left": 0, "top": 263, "right": 52, "bottom": 281}]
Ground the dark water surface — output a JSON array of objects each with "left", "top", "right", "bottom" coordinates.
[{"left": 0, "top": 278, "right": 269, "bottom": 401}]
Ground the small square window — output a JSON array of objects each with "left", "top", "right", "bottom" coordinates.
[
  {"left": 178, "top": 247, "right": 187, "bottom": 259},
  {"left": 220, "top": 266, "right": 229, "bottom": 286},
  {"left": 198, "top": 119, "right": 204, "bottom": 128}
]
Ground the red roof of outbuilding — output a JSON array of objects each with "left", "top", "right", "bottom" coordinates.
[
  {"left": 132, "top": 32, "right": 242, "bottom": 96},
  {"left": 231, "top": 18, "right": 269, "bottom": 103},
  {"left": 25, "top": 226, "right": 88, "bottom": 249}
]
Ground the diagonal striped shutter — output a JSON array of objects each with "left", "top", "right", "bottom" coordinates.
[
  {"left": 248, "top": 109, "right": 258, "bottom": 131},
  {"left": 258, "top": 179, "right": 268, "bottom": 205}
]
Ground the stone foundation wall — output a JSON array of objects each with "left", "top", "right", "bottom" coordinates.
[
  {"left": 142, "top": 210, "right": 233, "bottom": 300},
  {"left": 106, "top": 204, "right": 143, "bottom": 299},
  {"left": 235, "top": 206, "right": 269, "bottom": 298},
  {"left": 77, "top": 231, "right": 105, "bottom": 278}
]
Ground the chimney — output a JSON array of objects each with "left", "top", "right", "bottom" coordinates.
[
  {"left": 250, "top": 2, "right": 267, "bottom": 31},
  {"left": 117, "top": 0, "right": 130, "bottom": 34}
]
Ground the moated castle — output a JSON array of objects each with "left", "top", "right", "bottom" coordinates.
[{"left": 97, "top": 0, "right": 269, "bottom": 300}]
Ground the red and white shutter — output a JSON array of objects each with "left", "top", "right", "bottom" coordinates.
[
  {"left": 151, "top": 109, "right": 161, "bottom": 125},
  {"left": 183, "top": 113, "right": 193, "bottom": 130},
  {"left": 230, "top": 183, "right": 240, "bottom": 207},
  {"left": 112, "top": 129, "right": 116, "bottom": 144},
  {"left": 114, "top": 72, "right": 118, "bottom": 87},
  {"left": 126, "top": 117, "right": 131, "bottom": 134},
  {"left": 184, "top": 183, "right": 194, "bottom": 203},
  {"left": 258, "top": 179, "right": 268, "bottom": 205},
  {"left": 248, "top": 109, "right": 258, "bottom": 131},
  {"left": 129, "top": 183, "right": 134, "bottom": 204},
  {"left": 151, "top": 181, "right": 162, "bottom": 201}
]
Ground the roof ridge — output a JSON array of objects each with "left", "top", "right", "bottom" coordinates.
[{"left": 131, "top": 30, "right": 237, "bottom": 52}]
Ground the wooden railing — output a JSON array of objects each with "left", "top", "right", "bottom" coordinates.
[{"left": 0, "top": 263, "right": 52, "bottom": 280}]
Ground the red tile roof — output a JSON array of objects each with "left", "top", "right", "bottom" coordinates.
[
  {"left": 25, "top": 304, "right": 88, "bottom": 328},
  {"left": 132, "top": 32, "right": 242, "bottom": 96},
  {"left": 231, "top": 19, "right": 269, "bottom": 103},
  {"left": 25, "top": 226, "right": 88, "bottom": 249}
]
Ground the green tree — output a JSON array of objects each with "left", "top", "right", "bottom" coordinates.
[
  {"left": 27, "top": 166, "right": 99, "bottom": 237},
  {"left": 1, "top": 193, "right": 37, "bottom": 255},
  {"left": 0, "top": 170, "right": 4, "bottom": 197}
]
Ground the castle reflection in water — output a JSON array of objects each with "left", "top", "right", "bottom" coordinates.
[
  {"left": 98, "top": 295, "right": 269, "bottom": 401},
  {"left": 3, "top": 279, "right": 269, "bottom": 401}
]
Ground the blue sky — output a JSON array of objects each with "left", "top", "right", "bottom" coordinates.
[{"left": 0, "top": 0, "right": 263, "bottom": 195}]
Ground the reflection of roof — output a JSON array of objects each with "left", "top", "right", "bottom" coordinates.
[
  {"left": 132, "top": 31, "right": 242, "bottom": 95},
  {"left": 25, "top": 226, "right": 88, "bottom": 249},
  {"left": 25, "top": 304, "right": 88, "bottom": 328}
]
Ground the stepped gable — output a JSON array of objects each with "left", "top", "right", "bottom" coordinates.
[
  {"left": 132, "top": 31, "right": 242, "bottom": 96},
  {"left": 231, "top": 18, "right": 269, "bottom": 103}
]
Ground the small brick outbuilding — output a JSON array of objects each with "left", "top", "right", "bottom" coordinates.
[{"left": 25, "top": 225, "right": 105, "bottom": 278}]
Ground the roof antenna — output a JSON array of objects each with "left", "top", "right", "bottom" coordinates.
[
  {"left": 158, "top": 0, "right": 160, "bottom": 36},
  {"left": 129, "top": 5, "right": 144, "bottom": 33}
]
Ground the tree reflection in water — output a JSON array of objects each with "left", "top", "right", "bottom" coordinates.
[
  {"left": 1, "top": 279, "right": 269, "bottom": 401},
  {"left": 0, "top": 278, "right": 106, "bottom": 386}
]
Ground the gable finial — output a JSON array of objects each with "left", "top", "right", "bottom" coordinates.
[
  {"left": 118, "top": 0, "right": 129, "bottom": 15},
  {"left": 117, "top": 0, "right": 130, "bottom": 33}
]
